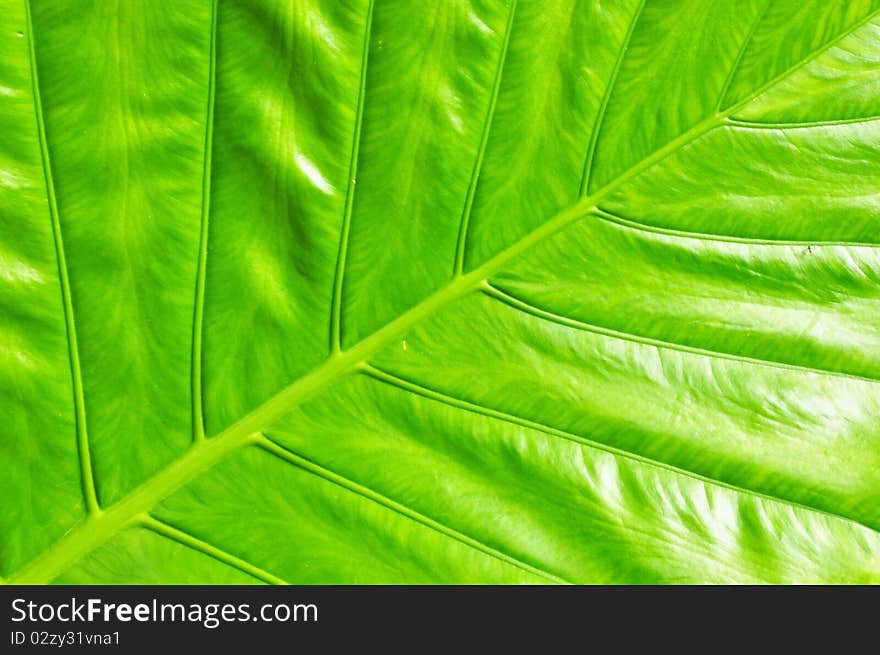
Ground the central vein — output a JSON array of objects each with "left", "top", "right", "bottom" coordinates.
[
  {"left": 13, "top": 6, "right": 878, "bottom": 583},
  {"left": 4, "top": 109, "right": 723, "bottom": 583}
]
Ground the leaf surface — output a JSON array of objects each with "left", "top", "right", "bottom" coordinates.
[{"left": 2, "top": 0, "right": 879, "bottom": 584}]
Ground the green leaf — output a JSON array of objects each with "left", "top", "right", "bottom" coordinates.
[{"left": 2, "top": 0, "right": 879, "bottom": 584}]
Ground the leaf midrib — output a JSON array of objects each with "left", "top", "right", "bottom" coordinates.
[{"left": 11, "top": 8, "right": 880, "bottom": 584}]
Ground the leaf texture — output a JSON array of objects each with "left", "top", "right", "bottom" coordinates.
[{"left": 2, "top": 0, "right": 880, "bottom": 584}]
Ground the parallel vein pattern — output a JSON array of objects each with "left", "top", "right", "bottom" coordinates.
[
  {"left": 3, "top": 0, "right": 879, "bottom": 584},
  {"left": 360, "top": 361, "right": 862, "bottom": 525}
]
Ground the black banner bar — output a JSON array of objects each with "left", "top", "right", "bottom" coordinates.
[{"left": 1, "top": 585, "right": 875, "bottom": 650}]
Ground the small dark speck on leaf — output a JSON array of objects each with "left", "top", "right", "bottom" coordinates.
[
  {"left": 805, "top": 245, "right": 813, "bottom": 254},
  {"left": 17, "top": 31, "right": 24, "bottom": 38}
]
